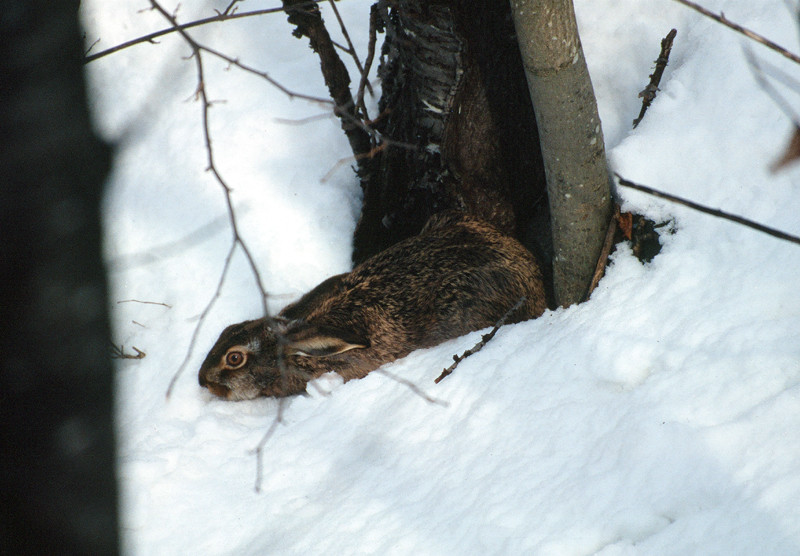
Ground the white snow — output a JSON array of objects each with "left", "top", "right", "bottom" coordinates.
[{"left": 81, "top": 0, "right": 800, "bottom": 554}]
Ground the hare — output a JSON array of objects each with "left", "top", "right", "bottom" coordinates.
[{"left": 198, "top": 212, "right": 547, "bottom": 400}]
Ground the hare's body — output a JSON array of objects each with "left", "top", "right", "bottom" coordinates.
[{"left": 199, "top": 213, "right": 547, "bottom": 400}]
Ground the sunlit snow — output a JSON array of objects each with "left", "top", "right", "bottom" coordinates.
[{"left": 82, "top": 1, "right": 800, "bottom": 554}]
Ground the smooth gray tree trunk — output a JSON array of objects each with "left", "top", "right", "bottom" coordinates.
[{"left": 510, "top": 0, "right": 612, "bottom": 306}]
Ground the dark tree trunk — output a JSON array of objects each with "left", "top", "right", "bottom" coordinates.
[
  {"left": 286, "top": 0, "right": 616, "bottom": 308},
  {"left": 352, "top": 0, "right": 551, "bottom": 290},
  {"left": 0, "top": 1, "right": 119, "bottom": 554},
  {"left": 283, "top": 0, "right": 372, "bottom": 160}
]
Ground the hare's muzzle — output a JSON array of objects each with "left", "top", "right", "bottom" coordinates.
[{"left": 199, "top": 372, "right": 232, "bottom": 399}]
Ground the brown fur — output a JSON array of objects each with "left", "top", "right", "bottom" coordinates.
[{"left": 198, "top": 212, "right": 547, "bottom": 400}]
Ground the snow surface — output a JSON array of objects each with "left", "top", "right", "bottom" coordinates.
[{"left": 81, "top": 0, "right": 800, "bottom": 554}]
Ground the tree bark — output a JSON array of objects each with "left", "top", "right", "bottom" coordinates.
[
  {"left": 510, "top": 0, "right": 612, "bottom": 306},
  {"left": 0, "top": 1, "right": 119, "bottom": 553},
  {"left": 352, "top": 0, "right": 550, "bottom": 276}
]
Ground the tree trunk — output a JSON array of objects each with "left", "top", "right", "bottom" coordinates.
[
  {"left": 0, "top": 1, "right": 119, "bottom": 553},
  {"left": 352, "top": 0, "right": 551, "bottom": 284},
  {"left": 282, "top": 0, "right": 372, "bottom": 160},
  {"left": 510, "top": 0, "right": 612, "bottom": 306}
]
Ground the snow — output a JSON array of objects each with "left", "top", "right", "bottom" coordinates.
[{"left": 82, "top": 0, "right": 800, "bottom": 554}]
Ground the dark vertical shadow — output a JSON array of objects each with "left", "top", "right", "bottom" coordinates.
[{"left": 0, "top": 1, "right": 119, "bottom": 554}]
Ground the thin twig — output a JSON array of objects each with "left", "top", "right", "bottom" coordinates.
[
  {"left": 84, "top": 37, "right": 101, "bottom": 57},
  {"left": 633, "top": 29, "right": 677, "bottom": 128},
  {"left": 435, "top": 297, "right": 527, "bottom": 384},
  {"left": 150, "top": 0, "right": 271, "bottom": 307},
  {"left": 117, "top": 299, "right": 173, "bottom": 307},
  {"left": 250, "top": 362, "right": 338, "bottom": 492},
  {"left": 191, "top": 39, "right": 334, "bottom": 105},
  {"left": 166, "top": 242, "right": 237, "bottom": 398},
  {"left": 91, "top": 3, "right": 332, "bottom": 106},
  {"left": 110, "top": 344, "right": 147, "bottom": 359},
  {"left": 585, "top": 212, "right": 619, "bottom": 300},
  {"left": 281, "top": 0, "right": 372, "bottom": 163},
  {"left": 327, "top": 0, "right": 374, "bottom": 102},
  {"left": 321, "top": 142, "right": 387, "bottom": 182},
  {"left": 672, "top": 0, "right": 800, "bottom": 65},
  {"left": 616, "top": 174, "right": 800, "bottom": 246},
  {"left": 355, "top": 4, "right": 380, "bottom": 120},
  {"left": 84, "top": 3, "right": 320, "bottom": 64},
  {"left": 220, "top": 0, "right": 244, "bottom": 16},
  {"left": 91, "top": 1, "right": 410, "bottom": 164},
  {"left": 338, "top": 111, "right": 417, "bottom": 151},
  {"left": 273, "top": 107, "right": 408, "bottom": 154},
  {"left": 274, "top": 111, "right": 335, "bottom": 126},
  {"left": 330, "top": 39, "right": 349, "bottom": 52},
  {"left": 148, "top": 0, "right": 280, "bottom": 398}
]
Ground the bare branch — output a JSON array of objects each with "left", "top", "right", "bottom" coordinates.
[
  {"left": 355, "top": 4, "right": 380, "bottom": 119},
  {"left": 150, "top": 0, "right": 272, "bottom": 304},
  {"left": 84, "top": 36, "right": 101, "bottom": 56},
  {"left": 274, "top": 111, "right": 336, "bottom": 126},
  {"left": 249, "top": 364, "right": 337, "bottom": 492},
  {"left": 89, "top": 0, "right": 413, "bottom": 172},
  {"left": 198, "top": 41, "right": 334, "bottom": 105},
  {"left": 321, "top": 141, "right": 387, "bottom": 182},
  {"left": 672, "top": 0, "right": 800, "bottom": 64},
  {"left": 281, "top": 0, "right": 372, "bottom": 162},
  {"left": 116, "top": 299, "right": 173, "bottom": 307},
  {"left": 633, "top": 29, "right": 677, "bottom": 128},
  {"left": 84, "top": 3, "right": 320, "bottom": 64},
  {"left": 147, "top": 0, "right": 282, "bottom": 398},
  {"left": 273, "top": 100, "right": 417, "bottom": 160},
  {"left": 220, "top": 0, "right": 244, "bottom": 16},
  {"left": 616, "top": 174, "right": 800, "bottom": 246},
  {"left": 585, "top": 211, "right": 618, "bottom": 300},
  {"left": 248, "top": 361, "right": 447, "bottom": 492},
  {"left": 110, "top": 344, "right": 147, "bottom": 359},
  {"left": 327, "top": 0, "right": 374, "bottom": 103},
  {"left": 166, "top": 242, "right": 237, "bottom": 398}
]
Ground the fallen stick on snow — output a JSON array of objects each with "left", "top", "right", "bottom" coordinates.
[{"left": 435, "top": 297, "right": 527, "bottom": 384}]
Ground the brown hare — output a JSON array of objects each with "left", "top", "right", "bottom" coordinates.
[{"left": 198, "top": 212, "right": 547, "bottom": 400}]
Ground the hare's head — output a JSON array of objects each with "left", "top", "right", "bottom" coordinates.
[{"left": 198, "top": 317, "right": 368, "bottom": 400}]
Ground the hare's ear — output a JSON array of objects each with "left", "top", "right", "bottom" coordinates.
[{"left": 285, "top": 324, "right": 368, "bottom": 357}]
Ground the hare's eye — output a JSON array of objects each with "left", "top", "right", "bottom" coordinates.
[{"left": 225, "top": 350, "right": 246, "bottom": 368}]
